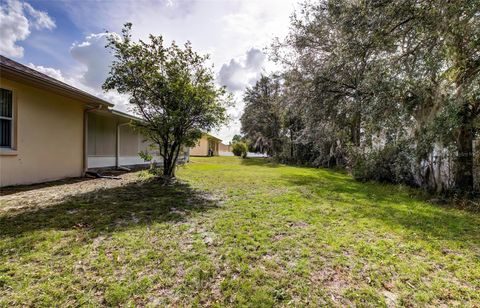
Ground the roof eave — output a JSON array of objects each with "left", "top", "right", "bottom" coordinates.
[
  {"left": 111, "top": 109, "right": 143, "bottom": 121},
  {"left": 205, "top": 133, "right": 222, "bottom": 142},
  {"left": 0, "top": 65, "right": 113, "bottom": 108}
]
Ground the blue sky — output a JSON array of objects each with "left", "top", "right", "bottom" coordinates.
[{"left": 0, "top": 0, "right": 298, "bottom": 141}]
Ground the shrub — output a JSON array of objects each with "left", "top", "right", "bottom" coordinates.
[
  {"left": 139, "top": 150, "right": 159, "bottom": 174},
  {"left": 349, "top": 141, "right": 416, "bottom": 185},
  {"left": 232, "top": 142, "right": 248, "bottom": 158}
]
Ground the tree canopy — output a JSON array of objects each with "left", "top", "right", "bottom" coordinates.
[
  {"left": 103, "top": 23, "right": 230, "bottom": 177},
  {"left": 241, "top": 0, "right": 479, "bottom": 193}
]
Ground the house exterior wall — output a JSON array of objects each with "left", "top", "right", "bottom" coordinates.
[
  {"left": 219, "top": 143, "right": 231, "bottom": 152},
  {"left": 190, "top": 135, "right": 209, "bottom": 156},
  {"left": 0, "top": 78, "right": 85, "bottom": 186},
  {"left": 190, "top": 135, "right": 222, "bottom": 156}
]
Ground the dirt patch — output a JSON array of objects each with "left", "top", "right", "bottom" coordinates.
[
  {"left": 288, "top": 221, "right": 309, "bottom": 228},
  {"left": 0, "top": 172, "right": 146, "bottom": 213},
  {"left": 311, "top": 266, "right": 353, "bottom": 305}
]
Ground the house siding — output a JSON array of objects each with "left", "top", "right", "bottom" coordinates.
[
  {"left": 0, "top": 78, "right": 84, "bottom": 186},
  {"left": 190, "top": 135, "right": 209, "bottom": 156},
  {"left": 190, "top": 134, "right": 222, "bottom": 156}
]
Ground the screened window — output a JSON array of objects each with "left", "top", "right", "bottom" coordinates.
[{"left": 0, "top": 88, "right": 13, "bottom": 148}]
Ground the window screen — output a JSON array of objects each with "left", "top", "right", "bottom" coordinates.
[{"left": 0, "top": 88, "right": 13, "bottom": 148}]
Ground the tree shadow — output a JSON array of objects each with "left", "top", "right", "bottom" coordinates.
[
  {"left": 0, "top": 177, "right": 219, "bottom": 238},
  {"left": 0, "top": 177, "right": 96, "bottom": 197},
  {"left": 0, "top": 170, "right": 133, "bottom": 197},
  {"left": 240, "top": 157, "right": 280, "bottom": 168},
  {"left": 281, "top": 173, "right": 480, "bottom": 246}
]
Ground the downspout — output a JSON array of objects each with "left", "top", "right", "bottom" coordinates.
[{"left": 116, "top": 122, "right": 130, "bottom": 169}]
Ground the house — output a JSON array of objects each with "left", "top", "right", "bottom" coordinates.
[
  {"left": 0, "top": 55, "right": 186, "bottom": 187},
  {"left": 190, "top": 133, "right": 222, "bottom": 156},
  {"left": 218, "top": 142, "right": 231, "bottom": 153},
  {"left": 218, "top": 142, "right": 234, "bottom": 156}
]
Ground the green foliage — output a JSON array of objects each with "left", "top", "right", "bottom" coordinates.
[
  {"left": 349, "top": 142, "right": 416, "bottom": 186},
  {"left": 138, "top": 150, "right": 161, "bottom": 175},
  {"left": 103, "top": 23, "right": 230, "bottom": 177},
  {"left": 231, "top": 134, "right": 244, "bottom": 143},
  {"left": 138, "top": 150, "right": 153, "bottom": 162},
  {"left": 232, "top": 142, "right": 248, "bottom": 158},
  {"left": 250, "top": 0, "right": 480, "bottom": 192},
  {"left": 241, "top": 75, "right": 283, "bottom": 156}
]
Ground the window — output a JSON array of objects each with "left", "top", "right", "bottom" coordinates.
[{"left": 0, "top": 88, "right": 13, "bottom": 148}]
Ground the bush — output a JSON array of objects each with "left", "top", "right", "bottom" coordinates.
[
  {"left": 139, "top": 150, "right": 159, "bottom": 174},
  {"left": 349, "top": 141, "right": 416, "bottom": 185},
  {"left": 232, "top": 142, "right": 248, "bottom": 158}
]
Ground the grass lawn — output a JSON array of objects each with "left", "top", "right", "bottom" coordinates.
[{"left": 1, "top": 157, "right": 479, "bottom": 306}]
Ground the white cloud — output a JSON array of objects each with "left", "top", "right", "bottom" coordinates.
[
  {"left": 0, "top": 0, "right": 55, "bottom": 58},
  {"left": 218, "top": 48, "right": 266, "bottom": 92},
  {"left": 27, "top": 63, "right": 65, "bottom": 81},
  {"left": 212, "top": 91, "right": 245, "bottom": 143},
  {"left": 23, "top": 2, "right": 55, "bottom": 30},
  {"left": 68, "top": 32, "right": 132, "bottom": 112},
  {"left": 0, "top": 0, "right": 30, "bottom": 57},
  {"left": 70, "top": 33, "right": 115, "bottom": 89},
  {"left": 215, "top": 48, "right": 267, "bottom": 142},
  {"left": 59, "top": 0, "right": 296, "bottom": 67}
]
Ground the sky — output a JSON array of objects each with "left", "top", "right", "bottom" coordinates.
[{"left": 0, "top": 0, "right": 299, "bottom": 142}]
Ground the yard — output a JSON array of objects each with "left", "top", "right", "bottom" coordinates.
[{"left": 1, "top": 157, "right": 479, "bottom": 306}]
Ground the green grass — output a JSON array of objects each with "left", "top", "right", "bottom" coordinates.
[{"left": 1, "top": 156, "right": 479, "bottom": 306}]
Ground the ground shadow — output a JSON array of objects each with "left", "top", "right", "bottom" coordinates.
[
  {"left": 0, "top": 170, "right": 131, "bottom": 197},
  {"left": 0, "top": 177, "right": 96, "bottom": 196},
  {"left": 282, "top": 173, "right": 480, "bottom": 246},
  {"left": 0, "top": 177, "right": 219, "bottom": 238}
]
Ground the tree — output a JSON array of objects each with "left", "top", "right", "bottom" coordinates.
[
  {"left": 369, "top": 0, "right": 480, "bottom": 191},
  {"left": 103, "top": 23, "right": 229, "bottom": 177},
  {"left": 231, "top": 134, "right": 244, "bottom": 143},
  {"left": 265, "top": 0, "right": 479, "bottom": 192},
  {"left": 241, "top": 75, "right": 283, "bottom": 156}
]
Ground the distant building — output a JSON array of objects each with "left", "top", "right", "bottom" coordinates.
[
  {"left": 218, "top": 142, "right": 231, "bottom": 153},
  {"left": 190, "top": 133, "right": 222, "bottom": 156}
]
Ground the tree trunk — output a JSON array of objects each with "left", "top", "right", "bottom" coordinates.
[
  {"left": 162, "top": 144, "right": 181, "bottom": 178},
  {"left": 454, "top": 117, "right": 474, "bottom": 191},
  {"left": 350, "top": 111, "right": 361, "bottom": 146},
  {"left": 290, "top": 129, "right": 294, "bottom": 161},
  {"left": 453, "top": 60, "right": 475, "bottom": 191},
  {"left": 163, "top": 155, "right": 172, "bottom": 177},
  {"left": 170, "top": 144, "right": 182, "bottom": 177},
  {"left": 163, "top": 146, "right": 173, "bottom": 177}
]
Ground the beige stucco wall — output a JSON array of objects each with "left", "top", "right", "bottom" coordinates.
[
  {"left": 219, "top": 142, "right": 231, "bottom": 152},
  {"left": 190, "top": 135, "right": 209, "bottom": 156},
  {"left": 0, "top": 78, "right": 85, "bottom": 186},
  {"left": 190, "top": 135, "right": 221, "bottom": 156}
]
